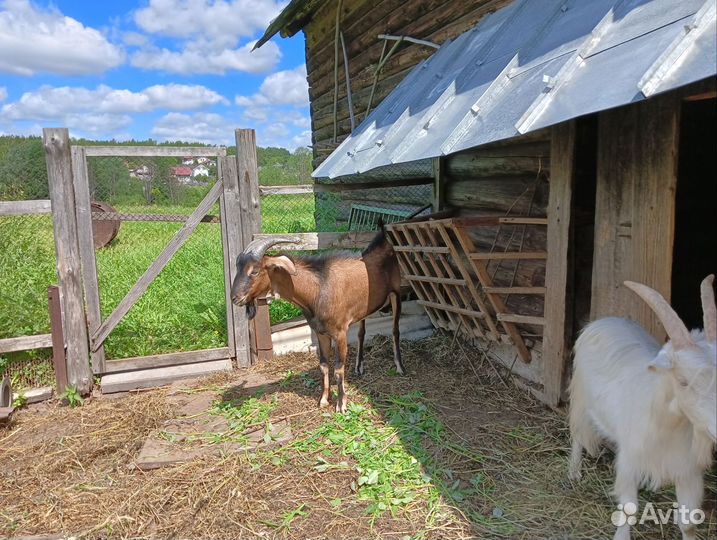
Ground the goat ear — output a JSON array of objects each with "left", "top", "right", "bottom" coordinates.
[
  {"left": 648, "top": 349, "right": 673, "bottom": 371},
  {"left": 267, "top": 255, "right": 297, "bottom": 276}
]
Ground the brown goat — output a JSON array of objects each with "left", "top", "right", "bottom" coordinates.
[{"left": 230, "top": 229, "right": 404, "bottom": 413}]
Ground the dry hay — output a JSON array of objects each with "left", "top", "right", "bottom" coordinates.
[{"left": 0, "top": 334, "right": 715, "bottom": 539}]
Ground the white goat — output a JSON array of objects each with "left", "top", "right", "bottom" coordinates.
[{"left": 569, "top": 275, "right": 716, "bottom": 540}]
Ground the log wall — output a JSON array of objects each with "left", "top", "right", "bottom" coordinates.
[{"left": 304, "top": 0, "right": 511, "bottom": 166}]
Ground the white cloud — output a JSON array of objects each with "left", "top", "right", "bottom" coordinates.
[
  {"left": 131, "top": 40, "right": 280, "bottom": 75},
  {"left": 1, "top": 84, "right": 228, "bottom": 121},
  {"left": 235, "top": 64, "right": 308, "bottom": 107},
  {"left": 283, "top": 110, "right": 310, "bottom": 129},
  {"left": 122, "top": 31, "right": 149, "bottom": 47},
  {"left": 152, "top": 112, "right": 232, "bottom": 144},
  {"left": 0, "top": 87, "right": 7, "bottom": 102},
  {"left": 134, "top": 0, "right": 283, "bottom": 42},
  {"left": 0, "top": 0, "right": 124, "bottom": 76},
  {"left": 65, "top": 113, "right": 133, "bottom": 135}
]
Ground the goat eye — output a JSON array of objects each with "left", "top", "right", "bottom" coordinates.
[{"left": 677, "top": 377, "right": 689, "bottom": 387}]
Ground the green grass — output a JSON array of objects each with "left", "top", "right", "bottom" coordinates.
[{"left": 0, "top": 196, "right": 316, "bottom": 379}]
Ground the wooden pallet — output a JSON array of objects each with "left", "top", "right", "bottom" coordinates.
[{"left": 386, "top": 216, "right": 547, "bottom": 363}]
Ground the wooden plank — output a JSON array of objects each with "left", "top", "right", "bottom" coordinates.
[
  {"left": 417, "top": 300, "right": 487, "bottom": 319},
  {"left": 451, "top": 216, "right": 548, "bottom": 227},
  {"left": 48, "top": 286, "right": 68, "bottom": 393},
  {"left": 71, "top": 146, "right": 106, "bottom": 373},
  {"left": 236, "top": 129, "right": 268, "bottom": 364},
  {"left": 542, "top": 121, "right": 576, "bottom": 407},
  {"left": 259, "top": 176, "right": 434, "bottom": 196},
  {"left": 393, "top": 245, "right": 450, "bottom": 254},
  {"left": 484, "top": 286, "right": 546, "bottom": 294},
  {"left": 103, "top": 347, "right": 231, "bottom": 374},
  {"left": 83, "top": 146, "right": 227, "bottom": 157},
  {"left": 404, "top": 274, "right": 465, "bottom": 286},
  {"left": 0, "top": 200, "right": 51, "bottom": 216},
  {"left": 91, "top": 180, "right": 223, "bottom": 350},
  {"left": 44, "top": 128, "right": 92, "bottom": 394},
  {"left": 497, "top": 313, "right": 546, "bottom": 326},
  {"left": 469, "top": 251, "right": 547, "bottom": 260},
  {"left": 220, "top": 156, "right": 249, "bottom": 365},
  {"left": 591, "top": 95, "right": 679, "bottom": 341},
  {"left": 0, "top": 334, "right": 52, "bottom": 354},
  {"left": 100, "top": 359, "right": 232, "bottom": 393},
  {"left": 251, "top": 231, "right": 376, "bottom": 250},
  {"left": 433, "top": 156, "right": 445, "bottom": 212}
]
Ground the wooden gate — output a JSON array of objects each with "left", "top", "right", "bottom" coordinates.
[{"left": 43, "top": 128, "right": 262, "bottom": 393}]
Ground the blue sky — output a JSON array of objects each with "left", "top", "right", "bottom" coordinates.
[{"left": 0, "top": 0, "right": 310, "bottom": 149}]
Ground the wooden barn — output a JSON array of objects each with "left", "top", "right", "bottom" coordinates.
[{"left": 256, "top": 0, "right": 717, "bottom": 406}]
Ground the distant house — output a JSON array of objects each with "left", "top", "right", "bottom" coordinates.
[
  {"left": 172, "top": 166, "right": 193, "bottom": 183},
  {"left": 196, "top": 157, "right": 210, "bottom": 165},
  {"left": 192, "top": 164, "right": 209, "bottom": 177},
  {"left": 182, "top": 157, "right": 195, "bottom": 166}
]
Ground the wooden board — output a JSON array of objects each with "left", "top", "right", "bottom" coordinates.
[
  {"left": 591, "top": 94, "right": 680, "bottom": 342},
  {"left": 83, "top": 146, "right": 227, "bottom": 157},
  {"left": 102, "top": 347, "right": 231, "bottom": 374},
  {"left": 542, "top": 121, "right": 576, "bottom": 406},
  {"left": 100, "top": 359, "right": 232, "bottom": 393},
  {"left": 0, "top": 333, "right": 52, "bottom": 354},
  {"left": 0, "top": 199, "right": 51, "bottom": 216}
]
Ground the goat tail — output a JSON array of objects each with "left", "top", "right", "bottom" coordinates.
[{"left": 568, "top": 363, "right": 600, "bottom": 458}]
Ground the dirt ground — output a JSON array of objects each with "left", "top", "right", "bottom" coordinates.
[{"left": 1, "top": 334, "right": 715, "bottom": 539}]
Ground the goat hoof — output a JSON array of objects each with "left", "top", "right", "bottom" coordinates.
[
  {"left": 335, "top": 401, "right": 347, "bottom": 414},
  {"left": 318, "top": 397, "right": 330, "bottom": 408},
  {"left": 568, "top": 470, "right": 582, "bottom": 483}
]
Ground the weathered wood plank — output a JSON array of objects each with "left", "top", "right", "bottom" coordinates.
[
  {"left": 591, "top": 95, "right": 679, "bottom": 341},
  {"left": 484, "top": 286, "right": 546, "bottom": 294},
  {"left": 236, "top": 129, "right": 268, "bottom": 365},
  {"left": 251, "top": 231, "right": 377, "bottom": 251},
  {"left": 0, "top": 200, "right": 51, "bottom": 216},
  {"left": 48, "top": 285, "right": 68, "bottom": 393},
  {"left": 91, "top": 181, "right": 223, "bottom": 350},
  {"left": 71, "top": 146, "right": 106, "bottom": 373},
  {"left": 101, "top": 359, "right": 233, "bottom": 393},
  {"left": 393, "top": 245, "right": 450, "bottom": 254},
  {"left": 0, "top": 334, "right": 52, "bottom": 354},
  {"left": 220, "top": 156, "right": 249, "bottom": 365},
  {"left": 417, "top": 300, "right": 486, "bottom": 319},
  {"left": 446, "top": 155, "right": 548, "bottom": 178},
  {"left": 542, "top": 121, "right": 576, "bottom": 407},
  {"left": 83, "top": 146, "right": 227, "bottom": 157},
  {"left": 103, "top": 347, "right": 231, "bottom": 374},
  {"left": 497, "top": 313, "right": 546, "bottom": 326},
  {"left": 259, "top": 176, "right": 434, "bottom": 195},
  {"left": 469, "top": 251, "right": 547, "bottom": 260},
  {"left": 433, "top": 156, "right": 445, "bottom": 212},
  {"left": 404, "top": 274, "right": 465, "bottom": 286},
  {"left": 44, "top": 128, "right": 92, "bottom": 393}
]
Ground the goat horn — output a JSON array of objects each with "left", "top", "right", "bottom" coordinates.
[
  {"left": 701, "top": 274, "right": 716, "bottom": 342},
  {"left": 243, "top": 236, "right": 300, "bottom": 258},
  {"left": 624, "top": 280, "right": 693, "bottom": 349}
]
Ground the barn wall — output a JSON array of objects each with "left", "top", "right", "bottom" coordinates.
[{"left": 304, "top": 0, "right": 511, "bottom": 167}]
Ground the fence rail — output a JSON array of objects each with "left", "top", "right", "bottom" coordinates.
[{"left": 0, "top": 200, "right": 52, "bottom": 216}]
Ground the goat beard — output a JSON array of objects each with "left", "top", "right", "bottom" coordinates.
[{"left": 246, "top": 302, "right": 257, "bottom": 320}]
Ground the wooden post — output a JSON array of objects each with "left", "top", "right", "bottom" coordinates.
[
  {"left": 70, "top": 146, "right": 106, "bottom": 373},
  {"left": 433, "top": 156, "right": 445, "bottom": 212},
  {"left": 543, "top": 121, "right": 576, "bottom": 407},
  {"left": 235, "top": 129, "right": 272, "bottom": 363},
  {"left": 48, "top": 285, "right": 68, "bottom": 393},
  {"left": 219, "top": 157, "right": 251, "bottom": 367},
  {"left": 43, "top": 128, "right": 92, "bottom": 394}
]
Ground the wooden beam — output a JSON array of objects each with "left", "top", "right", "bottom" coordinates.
[
  {"left": 71, "top": 146, "right": 106, "bottom": 373},
  {"left": 236, "top": 129, "right": 269, "bottom": 365},
  {"left": 417, "top": 300, "right": 486, "bottom": 319},
  {"left": 469, "top": 251, "right": 547, "bottom": 260},
  {"left": 0, "top": 200, "right": 51, "bottom": 216},
  {"left": 220, "top": 156, "right": 250, "bottom": 367},
  {"left": 83, "top": 146, "right": 227, "bottom": 157},
  {"left": 259, "top": 176, "right": 434, "bottom": 195},
  {"left": 497, "top": 313, "right": 545, "bottom": 326},
  {"left": 543, "top": 120, "right": 577, "bottom": 407},
  {"left": 44, "top": 128, "right": 92, "bottom": 394},
  {"left": 91, "top": 180, "right": 223, "bottom": 350},
  {"left": 433, "top": 156, "right": 445, "bottom": 212},
  {"left": 0, "top": 333, "right": 52, "bottom": 354},
  {"left": 48, "top": 285, "right": 68, "bottom": 393},
  {"left": 484, "top": 286, "right": 546, "bottom": 294},
  {"left": 102, "top": 347, "right": 231, "bottom": 374}
]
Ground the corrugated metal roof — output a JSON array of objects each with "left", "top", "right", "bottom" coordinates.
[{"left": 313, "top": 0, "right": 716, "bottom": 179}]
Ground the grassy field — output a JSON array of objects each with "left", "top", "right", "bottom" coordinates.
[{"left": 0, "top": 194, "right": 318, "bottom": 387}]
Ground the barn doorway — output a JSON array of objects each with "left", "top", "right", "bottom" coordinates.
[{"left": 671, "top": 97, "right": 717, "bottom": 328}]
